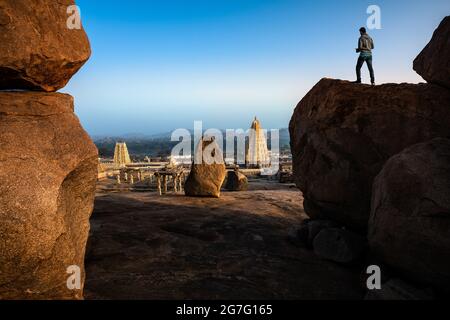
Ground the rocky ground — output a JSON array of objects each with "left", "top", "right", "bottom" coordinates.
[{"left": 84, "top": 178, "right": 364, "bottom": 300}]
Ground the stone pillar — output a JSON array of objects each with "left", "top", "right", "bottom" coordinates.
[
  {"left": 173, "top": 175, "right": 178, "bottom": 193},
  {"left": 148, "top": 174, "right": 153, "bottom": 186},
  {"left": 156, "top": 175, "right": 162, "bottom": 195},
  {"left": 178, "top": 173, "right": 184, "bottom": 192},
  {"left": 163, "top": 175, "right": 168, "bottom": 194}
]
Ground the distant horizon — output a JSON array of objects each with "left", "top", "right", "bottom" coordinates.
[
  {"left": 65, "top": 0, "right": 450, "bottom": 136},
  {"left": 91, "top": 125, "right": 290, "bottom": 140}
]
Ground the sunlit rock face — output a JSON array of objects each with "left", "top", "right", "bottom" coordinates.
[
  {"left": 185, "top": 138, "right": 226, "bottom": 198},
  {"left": 0, "top": 92, "right": 98, "bottom": 300},
  {"left": 0, "top": 0, "right": 96, "bottom": 300},
  {"left": 289, "top": 78, "right": 450, "bottom": 230},
  {"left": 0, "top": 0, "right": 91, "bottom": 91}
]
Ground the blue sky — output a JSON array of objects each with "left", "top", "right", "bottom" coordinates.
[{"left": 64, "top": 0, "right": 450, "bottom": 136}]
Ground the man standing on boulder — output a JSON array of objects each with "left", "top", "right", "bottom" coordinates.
[{"left": 354, "top": 27, "right": 375, "bottom": 85}]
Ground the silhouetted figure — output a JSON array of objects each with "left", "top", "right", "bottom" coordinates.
[{"left": 353, "top": 27, "right": 375, "bottom": 85}]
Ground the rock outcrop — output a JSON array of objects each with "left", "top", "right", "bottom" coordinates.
[
  {"left": 225, "top": 169, "right": 249, "bottom": 191},
  {"left": 287, "top": 15, "right": 450, "bottom": 298},
  {"left": 185, "top": 138, "right": 226, "bottom": 198},
  {"left": 289, "top": 78, "right": 450, "bottom": 230},
  {"left": 414, "top": 16, "right": 450, "bottom": 89},
  {"left": 368, "top": 138, "right": 450, "bottom": 293},
  {"left": 0, "top": 0, "right": 91, "bottom": 91},
  {"left": 0, "top": 0, "right": 96, "bottom": 300},
  {"left": 0, "top": 93, "right": 98, "bottom": 299}
]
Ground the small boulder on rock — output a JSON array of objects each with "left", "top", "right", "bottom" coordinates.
[
  {"left": 306, "top": 220, "right": 339, "bottom": 247},
  {"left": 288, "top": 219, "right": 339, "bottom": 248},
  {"left": 225, "top": 168, "right": 249, "bottom": 191},
  {"left": 313, "top": 228, "right": 366, "bottom": 264}
]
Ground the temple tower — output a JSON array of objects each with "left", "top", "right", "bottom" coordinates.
[
  {"left": 114, "top": 142, "right": 132, "bottom": 167},
  {"left": 246, "top": 117, "right": 270, "bottom": 168}
]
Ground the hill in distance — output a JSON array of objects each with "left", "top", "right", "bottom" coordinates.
[{"left": 94, "top": 128, "right": 291, "bottom": 158}]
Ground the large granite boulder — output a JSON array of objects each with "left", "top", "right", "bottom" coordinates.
[
  {"left": 0, "top": 0, "right": 91, "bottom": 91},
  {"left": 289, "top": 78, "right": 450, "bottom": 230},
  {"left": 185, "top": 138, "right": 226, "bottom": 198},
  {"left": 368, "top": 138, "right": 450, "bottom": 292},
  {"left": 414, "top": 16, "right": 450, "bottom": 89},
  {"left": 0, "top": 92, "right": 98, "bottom": 299}
]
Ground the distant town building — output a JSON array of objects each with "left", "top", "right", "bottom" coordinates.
[
  {"left": 113, "top": 142, "right": 131, "bottom": 167},
  {"left": 246, "top": 117, "right": 270, "bottom": 168}
]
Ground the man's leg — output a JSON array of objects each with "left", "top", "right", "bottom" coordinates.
[
  {"left": 355, "top": 57, "right": 364, "bottom": 83},
  {"left": 367, "top": 56, "right": 375, "bottom": 84}
]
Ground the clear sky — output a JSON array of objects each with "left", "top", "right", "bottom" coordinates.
[{"left": 64, "top": 0, "right": 450, "bottom": 136}]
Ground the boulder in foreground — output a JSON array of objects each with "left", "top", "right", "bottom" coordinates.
[
  {"left": 0, "top": 92, "right": 98, "bottom": 299},
  {"left": 369, "top": 138, "right": 450, "bottom": 293},
  {"left": 0, "top": 0, "right": 91, "bottom": 91},
  {"left": 289, "top": 78, "right": 450, "bottom": 230}
]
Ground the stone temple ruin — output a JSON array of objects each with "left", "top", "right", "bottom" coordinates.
[
  {"left": 246, "top": 117, "right": 270, "bottom": 168},
  {"left": 113, "top": 142, "right": 132, "bottom": 167},
  {"left": 98, "top": 116, "right": 283, "bottom": 198}
]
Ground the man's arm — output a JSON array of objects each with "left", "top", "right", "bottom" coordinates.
[{"left": 356, "top": 37, "right": 362, "bottom": 52}]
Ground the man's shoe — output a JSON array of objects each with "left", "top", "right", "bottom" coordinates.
[
  {"left": 352, "top": 80, "right": 361, "bottom": 84},
  {"left": 371, "top": 82, "right": 376, "bottom": 86}
]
